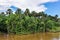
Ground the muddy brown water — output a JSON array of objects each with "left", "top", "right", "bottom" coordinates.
[{"left": 0, "top": 32, "right": 60, "bottom": 40}]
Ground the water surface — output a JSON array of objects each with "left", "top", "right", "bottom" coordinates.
[{"left": 0, "top": 32, "right": 60, "bottom": 40}]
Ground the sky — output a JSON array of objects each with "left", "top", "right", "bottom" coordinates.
[{"left": 0, "top": 0, "right": 60, "bottom": 17}]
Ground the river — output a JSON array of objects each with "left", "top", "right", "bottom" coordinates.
[{"left": 0, "top": 32, "right": 60, "bottom": 40}]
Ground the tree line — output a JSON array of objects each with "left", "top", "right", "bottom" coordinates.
[{"left": 0, "top": 8, "right": 60, "bottom": 34}]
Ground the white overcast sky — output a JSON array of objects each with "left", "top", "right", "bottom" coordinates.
[{"left": 0, "top": 0, "right": 59, "bottom": 12}]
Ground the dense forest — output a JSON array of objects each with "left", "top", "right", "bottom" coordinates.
[{"left": 0, "top": 8, "right": 60, "bottom": 34}]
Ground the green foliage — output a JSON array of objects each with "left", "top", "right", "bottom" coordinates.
[
  {"left": 0, "top": 8, "right": 60, "bottom": 34},
  {"left": 0, "top": 15, "right": 7, "bottom": 33},
  {"left": 15, "top": 8, "right": 22, "bottom": 14}
]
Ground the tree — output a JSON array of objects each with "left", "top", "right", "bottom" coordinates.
[
  {"left": 1, "top": 12, "right": 4, "bottom": 14},
  {"left": 0, "top": 8, "right": 59, "bottom": 34},
  {"left": 55, "top": 15, "right": 58, "bottom": 18},
  {"left": 6, "top": 9, "right": 13, "bottom": 15},
  {"left": 31, "top": 11, "right": 37, "bottom": 17},
  {"left": 0, "top": 15, "right": 7, "bottom": 33},
  {"left": 24, "top": 8, "right": 30, "bottom": 16},
  {"left": 15, "top": 8, "right": 22, "bottom": 14},
  {"left": 54, "top": 15, "right": 58, "bottom": 22},
  {"left": 0, "top": 12, "right": 5, "bottom": 16}
]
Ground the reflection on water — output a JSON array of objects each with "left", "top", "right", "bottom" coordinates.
[{"left": 0, "top": 32, "right": 60, "bottom": 40}]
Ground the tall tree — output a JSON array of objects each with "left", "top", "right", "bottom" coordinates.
[
  {"left": 55, "top": 15, "right": 58, "bottom": 22},
  {"left": 15, "top": 8, "right": 22, "bottom": 14},
  {"left": 55, "top": 15, "right": 58, "bottom": 18},
  {"left": 6, "top": 9, "right": 13, "bottom": 15},
  {"left": 24, "top": 8, "right": 30, "bottom": 16},
  {"left": 31, "top": 11, "right": 37, "bottom": 17}
]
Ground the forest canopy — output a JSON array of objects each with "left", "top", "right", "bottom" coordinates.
[{"left": 0, "top": 8, "right": 60, "bottom": 34}]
